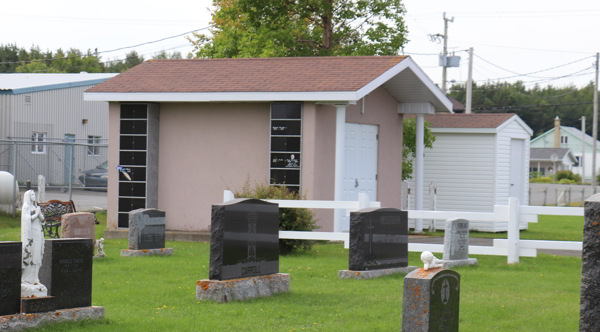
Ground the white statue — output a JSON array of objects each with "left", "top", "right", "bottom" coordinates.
[
  {"left": 421, "top": 251, "right": 445, "bottom": 271},
  {"left": 21, "top": 189, "right": 48, "bottom": 297},
  {"left": 95, "top": 238, "right": 105, "bottom": 257}
]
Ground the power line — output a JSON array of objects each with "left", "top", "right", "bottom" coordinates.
[
  {"left": 0, "top": 27, "right": 209, "bottom": 65},
  {"left": 473, "top": 102, "right": 595, "bottom": 112},
  {"left": 473, "top": 54, "right": 594, "bottom": 80}
]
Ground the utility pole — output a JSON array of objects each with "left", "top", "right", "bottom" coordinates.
[
  {"left": 466, "top": 47, "right": 473, "bottom": 113},
  {"left": 581, "top": 116, "right": 586, "bottom": 183},
  {"left": 441, "top": 12, "right": 454, "bottom": 95},
  {"left": 593, "top": 53, "right": 599, "bottom": 191}
]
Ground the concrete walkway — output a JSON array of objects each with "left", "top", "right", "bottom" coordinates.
[{"left": 409, "top": 236, "right": 581, "bottom": 257}]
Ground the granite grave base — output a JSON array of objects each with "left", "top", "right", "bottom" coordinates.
[
  {"left": 120, "top": 248, "right": 173, "bottom": 257},
  {"left": 0, "top": 306, "right": 104, "bottom": 331},
  {"left": 338, "top": 266, "right": 417, "bottom": 280},
  {"left": 196, "top": 273, "right": 290, "bottom": 303},
  {"left": 443, "top": 258, "right": 477, "bottom": 269}
]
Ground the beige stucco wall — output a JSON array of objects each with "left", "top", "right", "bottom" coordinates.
[
  {"left": 303, "top": 86, "right": 404, "bottom": 231},
  {"left": 106, "top": 86, "right": 403, "bottom": 233}
]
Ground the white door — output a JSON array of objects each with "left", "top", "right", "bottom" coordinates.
[
  {"left": 342, "top": 123, "right": 378, "bottom": 231},
  {"left": 509, "top": 139, "right": 525, "bottom": 203}
]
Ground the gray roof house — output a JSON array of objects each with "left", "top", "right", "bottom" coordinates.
[{"left": 529, "top": 147, "right": 577, "bottom": 175}]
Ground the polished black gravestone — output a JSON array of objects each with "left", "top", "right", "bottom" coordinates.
[
  {"left": 40, "top": 239, "right": 93, "bottom": 310},
  {"left": 210, "top": 199, "right": 279, "bottom": 281},
  {"left": 0, "top": 241, "right": 21, "bottom": 316},
  {"left": 21, "top": 297, "right": 56, "bottom": 313},
  {"left": 581, "top": 194, "right": 600, "bottom": 331},
  {"left": 349, "top": 208, "right": 408, "bottom": 271},
  {"left": 403, "top": 268, "right": 460, "bottom": 332}
]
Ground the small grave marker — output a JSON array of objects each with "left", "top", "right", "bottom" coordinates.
[
  {"left": 121, "top": 209, "right": 172, "bottom": 257},
  {"left": 60, "top": 212, "right": 96, "bottom": 244},
  {"left": 442, "top": 218, "right": 477, "bottom": 269}
]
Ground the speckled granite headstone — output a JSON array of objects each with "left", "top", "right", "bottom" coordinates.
[
  {"left": 581, "top": 194, "right": 600, "bottom": 331},
  {"left": 443, "top": 218, "right": 469, "bottom": 260},
  {"left": 128, "top": 209, "right": 166, "bottom": 250},
  {"left": 210, "top": 199, "right": 279, "bottom": 281},
  {"left": 349, "top": 208, "right": 408, "bottom": 271},
  {"left": 39, "top": 239, "right": 93, "bottom": 310},
  {"left": 60, "top": 212, "right": 96, "bottom": 245},
  {"left": 0, "top": 241, "right": 21, "bottom": 316},
  {"left": 403, "top": 268, "right": 460, "bottom": 332}
]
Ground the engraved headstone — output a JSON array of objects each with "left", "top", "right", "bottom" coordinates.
[
  {"left": 39, "top": 239, "right": 93, "bottom": 310},
  {"left": 349, "top": 208, "right": 409, "bottom": 271},
  {"left": 128, "top": 209, "right": 166, "bottom": 250},
  {"left": 403, "top": 268, "right": 460, "bottom": 332},
  {"left": 581, "top": 194, "right": 600, "bottom": 331},
  {"left": 0, "top": 242, "right": 22, "bottom": 316},
  {"left": 210, "top": 199, "right": 279, "bottom": 281},
  {"left": 60, "top": 212, "right": 96, "bottom": 245},
  {"left": 442, "top": 219, "right": 477, "bottom": 268}
]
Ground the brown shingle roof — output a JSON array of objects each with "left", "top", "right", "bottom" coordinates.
[
  {"left": 405, "top": 113, "right": 514, "bottom": 128},
  {"left": 86, "top": 56, "right": 407, "bottom": 93}
]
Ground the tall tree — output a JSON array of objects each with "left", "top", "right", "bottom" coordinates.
[{"left": 190, "top": 0, "right": 408, "bottom": 58}]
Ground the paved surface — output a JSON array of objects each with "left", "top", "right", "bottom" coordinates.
[
  {"left": 409, "top": 236, "right": 581, "bottom": 257},
  {"left": 20, "top": 188, "right": 107, "bottom": 212},
  {"left": 529, "top": 183, "right": 597, "bottom": 206}
]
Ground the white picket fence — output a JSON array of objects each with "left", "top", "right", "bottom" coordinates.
[{"left": 223, "top": 191, "right": 584, "bottom": 263}]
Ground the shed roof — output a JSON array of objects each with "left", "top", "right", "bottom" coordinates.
[
  {"left": 406, "top": 113, "right": 514, "bottom": 128},
  {"left": 0, "top": 73, "right": 118, "bottom": 95},
  {"left": 530, "top": 148, "right": 571, "bottom": 160},
  {"left": 84, "top": 56, "right": 453, "bottom": 112}
]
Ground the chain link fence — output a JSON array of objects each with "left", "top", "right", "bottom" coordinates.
[{"left": 0, "top": 138, "right": 108, "bottom": 210}]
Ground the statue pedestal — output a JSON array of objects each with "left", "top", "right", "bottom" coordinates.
[{"left": 21, "top": 283, "right": 48, "bottom": 298}]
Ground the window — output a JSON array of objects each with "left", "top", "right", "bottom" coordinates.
[
  {"left": 88, "top": 135, "right": 101, "bottom": 155},
  {"left": 574, "top": 156, "right": 580, "bottom": 167},
  {"left": 31, "top": 132, "right": 46, "bottom": 154},
  {"left": 561, "top": 136, "right": 568, "bottom": 144},
  {"left": 270, "top": 103, "right": 302, "bottom": 193}
]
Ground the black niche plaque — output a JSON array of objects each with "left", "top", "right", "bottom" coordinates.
[
  {"left": 39, "top": 239, "right": 93, "bottom": 310},
  {"left": 20, "top": 297, "right": 56, "bottom": 313},
  {"left": 0, "top": 241, "right": 22, "bottom": 316},
  {"left": 429, "top": 270, "right": 460, "bottom": 331},
  {"left": 210, "top": 199, "right": 280, "bottom": 281},
  {"left": 349, "top": 208, "right": 408, "bottom": 271}
]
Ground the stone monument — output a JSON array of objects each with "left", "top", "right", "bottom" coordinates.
[
  {"left": 20, "top": 189, "right": 48, "bottom": 298},
  {"left": 120, "top": 208, "right": 172, "bottom": 257},
  {"left": 94, "top": 238, "right": 106, "bottom": 258},
  {"left": 581, "top": 194, "right": 600, "bottom": 331},
  {"left": 442, "top": 218, "right": 477, "bottom": 269},
  {"left": 0, "top": 242, "right": 21, "bottom": 316},
  {"left": 340, "top": 208, "right": 416, "bottom": 279},
  {"left": 403, "top": 253, "right": 460, "bottom": 332},
  {"left": 60, "top": 212, "right": 96, "bottom": 244},
  {"left": 197, "top": 198, "right": 289, "bottom": 302}
]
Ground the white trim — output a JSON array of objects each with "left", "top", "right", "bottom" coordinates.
[
  {"left": 84, "top": 91, "right": 360, "bottom": 102},
  {"left": 496, "top": 115, "right": 534, "bottom": 136},
  {"left": 356, "top": 57, "right": 452, "bottom": 112},
  {"left": 430, "top": 127, "right": 496, "bottom": 134}
]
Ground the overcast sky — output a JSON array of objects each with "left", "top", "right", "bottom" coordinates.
[{"left": 2, "top": 0, "right": 598, "bottom": 90}]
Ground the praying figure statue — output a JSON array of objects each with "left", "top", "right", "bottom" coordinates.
[
  {"left": 421, "top": 251, "right": 445, "bottom": 271},
  {"left": 21, "top": 189, "right": 48, "bottom": 297},
  {"left": 95, "top": 238, "right": 106, "bottom": 257}
]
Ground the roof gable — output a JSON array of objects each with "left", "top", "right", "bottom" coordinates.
[{"left": 0, "top": 73, "right": 118, "bottom": 95}]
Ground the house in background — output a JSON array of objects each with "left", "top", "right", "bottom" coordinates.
[
  {"left": 406, "top": 113, "right": 533, "bottom": 232},
  {"left": 529, "top": 148, "right": 577, "bottom": 176},
  {"left": 530, "top": 116, "right": 600, "bottom": 182},
  {"left": 84, "top": 56, "right": 452, "bottom": 236},
  {"left": 0, "top": 73, "right": 117, "bottom": 186}
]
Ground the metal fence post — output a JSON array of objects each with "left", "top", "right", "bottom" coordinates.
[
  {"left": 543, "top": 188, "right": 547, "bottom": 206},
  {"left": 528, "top": 187, "right": 531, "bottom": 205},
  {"left": 68, "top": 142, "right": 74, "bottom": 201},
  {"left": 555, "top": 188, "right": 558, "bottom": 206},
  {"left": 12, "top": 141, "right": 17, "bottom": 217}
]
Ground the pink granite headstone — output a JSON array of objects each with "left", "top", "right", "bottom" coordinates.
[{"left": 60, "top": 212, "right": 96, "bottom": 245}]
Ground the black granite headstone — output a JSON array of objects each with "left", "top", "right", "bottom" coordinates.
[
  {"left": 210, "top": 199, "right": 280, "bottom": 281},
  {"left": 581, "top": 195, "right": 600, "bottom": 331},
  {"left": 0, "top": 242, "right": 22, "bottom": 316},
  {"left": 139, "top": 224, "right": 165, "bottom": 250},
  {"left": 20, "top": 297, "right": 56, "bottom": 313},
  {"left": 40, "top": 239, "right": 93, "bottom": 310},
  {"left": 349, "top": 208, "right": 408, "bottom": 271}
]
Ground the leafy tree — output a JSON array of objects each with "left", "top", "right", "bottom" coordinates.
[
  {"left": 402, "top": 118, "right": 436, "bottom": 180},
  {"left": 190, "top": 0, "right": 408, "bottom": 58},
  {"left": 152, "top": 50, "right": 183, "bottom": 59},
  {"left": 105, "top": 51, "right": 145, "bottom": 73}
]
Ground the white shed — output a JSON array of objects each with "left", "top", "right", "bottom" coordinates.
[{"left": 407, "top": 113, "right": 533, "bottom": 232}]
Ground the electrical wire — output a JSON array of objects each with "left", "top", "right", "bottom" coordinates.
[{"left": 473, "top": 54, "right": 594, "bottom": 80}]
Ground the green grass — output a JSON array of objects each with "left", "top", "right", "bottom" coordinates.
[
  {"left": 0, "top": 212, "right": 584, "bottom": 331},
  {"left": 417, "top": 215, "right": 584, "bottom": 241}
]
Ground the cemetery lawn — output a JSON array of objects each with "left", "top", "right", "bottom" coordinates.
[
  {"left": 0, "top": 212, "right": 582, "bottom": 331},
  {"left": 419, "top": 215, "right": 584, "bottom": 241}
]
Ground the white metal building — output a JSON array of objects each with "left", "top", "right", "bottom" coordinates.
[
  {"left": 407, "top": 113, "right": 533, "bottom": 232},
  {"left": 0, "top": 73, "right": 117, "bottom": 186}
]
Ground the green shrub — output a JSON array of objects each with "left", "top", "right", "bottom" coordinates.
[
  {"left": 556, "top": 170, "right": 581, "bottom": 183},
  {"left": 529, "top": 171, "right": 542, "bottom": 179},
  {"left": 557, "top": 178, "right": 576, "bottom": 184},
  {"left": 235, "top": 180, "right": 319, "bottom": 255},
  {"left": 529, "top": 176, "right": 553, "bottom": 183}
]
